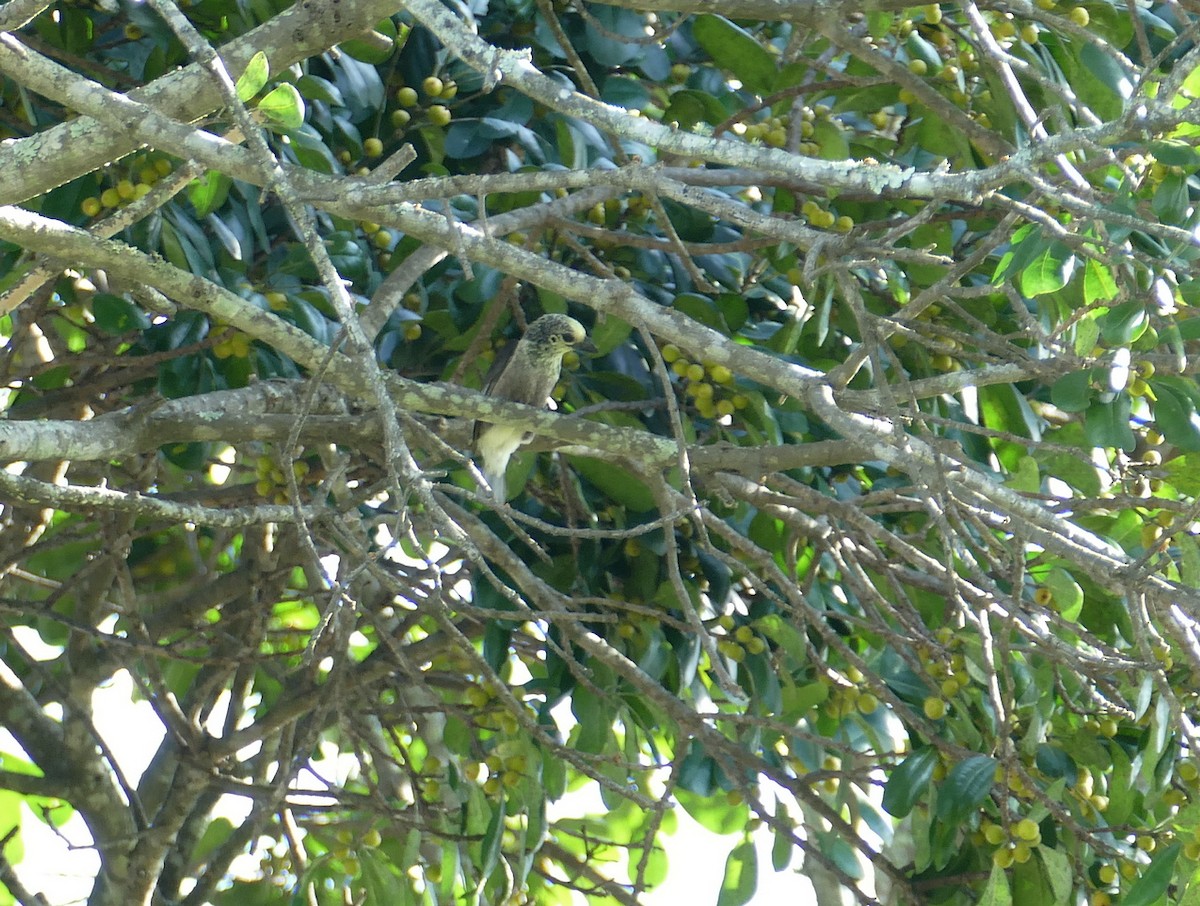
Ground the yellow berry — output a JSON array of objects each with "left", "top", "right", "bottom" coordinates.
[
  {"left": 422, "top": 76, "right": 444, "bottom": 96},
  {"left": 390, "top": 109, "right": 411, "bottom": 128},
  {"left": 1014, "top": 818, "right": 1040, "bottom": 842},
  {"left": 404, "top": 323, "right": 422, "bottom": 341},
  {"left": 100, "top": 188, "right": 121, "bottom": 208},
  {"left": 427, "top": 105, "right": 452, "bottom": 126},
  {"left": 363, "top": 137, "right": 384, "bottom": 157},
  {"left": 708, "top": 364, "right": 733, "bottom": 384},
  {"left": 923, "top": 697, "right": 947, "bottom": 720},
  {"left": 116, "top": 179, "right": 136, "bottom": 200},
  {"left": 908, "top": 59, "right": 928, "bottom": 76},
  {"left": 81, "top": 197, "right": 102, "bottom": 217},
  {"left": 396, "top": 86, "right": 418, "bottom": 106},
  {"left": 439, "top": 81, "right": 459, "bottom": 99},
  {"left": 1069, "top": 6, "right": 1090, "bottom": 26}
]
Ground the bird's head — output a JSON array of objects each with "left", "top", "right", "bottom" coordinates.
[{"left": 523, "top": 314, "right": 598, "bottom": 358}]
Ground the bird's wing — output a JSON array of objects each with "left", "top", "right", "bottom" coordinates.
[{"left": 472, "top": 336, "right": 519, "bottom": 443}]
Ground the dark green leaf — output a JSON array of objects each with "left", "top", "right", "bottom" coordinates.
[
  {"left": 1050, "top": 370, "right": 1093, "bottom": 413},
  {"left": 1083, "top": 396, "right": 1137, "bottom": 451},
  {"left": 937, "top": 754, "right": 996, "bottom": 824},
  {"left": 883, "top": 748, "right": 938, "bottom": 818},
  {"left": 1123, "top": 843, "right": 1181, "bottom": 906},
  {"left": 692, "top": 15, "right": 777, "bottom": 93},
  {"left": 91, "top": 293, "right": 149, "bottom": 334}
]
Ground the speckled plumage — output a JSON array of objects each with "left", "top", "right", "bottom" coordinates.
[{"left": 473, "top": 314, "right": 595, "bottom": 501}]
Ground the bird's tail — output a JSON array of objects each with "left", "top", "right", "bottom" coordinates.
[{"left": 485, "top": 469, "right": 506, "bottom": 502}]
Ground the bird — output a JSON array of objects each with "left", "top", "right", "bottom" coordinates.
[{"left": 473, "top": 314, "right": 597, "bottom": 501}]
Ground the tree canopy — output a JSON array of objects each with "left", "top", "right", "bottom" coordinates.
[{"left": 3, "top": 0, "right": 1200, "bottom": 904}]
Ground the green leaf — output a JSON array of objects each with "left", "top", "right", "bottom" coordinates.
[
  {"left": 359, "top": 849, "right": 407, "bottom": 904},
  {"left": 1152, "top": 382, "right": 1200, "bottom": 452},
  {"left": 663, "top": 89, "right": 728, "bottom": 129},
  {"left": 1149, "top": 139, "right": 1200, "bottom": 170},
  {"left": 979, "top": 383, "right": 1041, "bottom": 440},
  {"left": 676, "top": 789, "right": 750, "bottom": 834},
  {"left": 1073, "top": 315, "right": 1101, "bottom": 357},
  {"left": 1123, "top": 843, "right": 1181, "bottom": 906},
  {"left": 937, "top": 754, "right": 996, "bottom": 824},
  {"left": 992, "top": 223, "right": 1042, "bottom": 284},
  {"left": 1011, "top": 855, "right": 1053, "bottom": 905},
  {"left": 716, "top": 839, "right": 758, "bottom": 906},
  {"left": 882, "top": 747, "right": 938, "bottom": 818},
  {"left": 692, "top": 15, "right": 777, "bottom": 93},
  {"left": 91, "top": 293, "right": 150, "bottom": 334},
  {"left": 1038, "top": 847, "right": 1074, "bottom": 904},
  {"left": 235, "top": 51, "right": 269, "bottom": 101},
  {"left": 1099, "top": 301, "right": 1148, "bottom": 345},
  {"left": 1083, "top": 396, "right": 1137, "bottom": 451},
  {"left": 673, "top": 292, "right": 728, "bottom": 331},
  {"left": 1153, "top": 171, "right": 1190, "bottom": 222},
  {"left": 1006, "top": 455, "right": 1040, "bottom": 494},
  {"left": 905, "top": 32, "right": 943, "bottom": 71},
  {"left": 567, "top": 456, "right": 655, "bottom": 511},
  {"left": 295, "top": 74, "right": 346, "bottom": 106},
  {"left": 1074, "top": 43, "right": 1132, "bottom": 119},
  {"left": 478, "top": 795, "right": 506, "bottom": 881},
  {"left": 1082, "top": 258, "right": 1119, "bottom": 304},
  {"left": 258, "top": 83, "right": 305, "bottom": 130},
  {"left": 1041, "top": 567, "right": 1084, "bottom": 622},
  {"left": 978, "top": 860, "right": 1013, "bottom": 906},
  {"left": 1050, "top": 370, "right": 1093, "bottom": 413},
  {"left": 1019, "top": 242, "right": 1075, "bottom": 297},
  {"left": 338, "top": 18, "right": 399, "bottom": 64}
]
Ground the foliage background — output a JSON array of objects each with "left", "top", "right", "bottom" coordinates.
[{"left": 3, "top": 0, "right": 1200, "bottom": 904}]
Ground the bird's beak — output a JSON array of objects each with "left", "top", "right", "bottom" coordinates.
[{"left": 577, "top": 338, "right": 600, "bottom": 356}]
